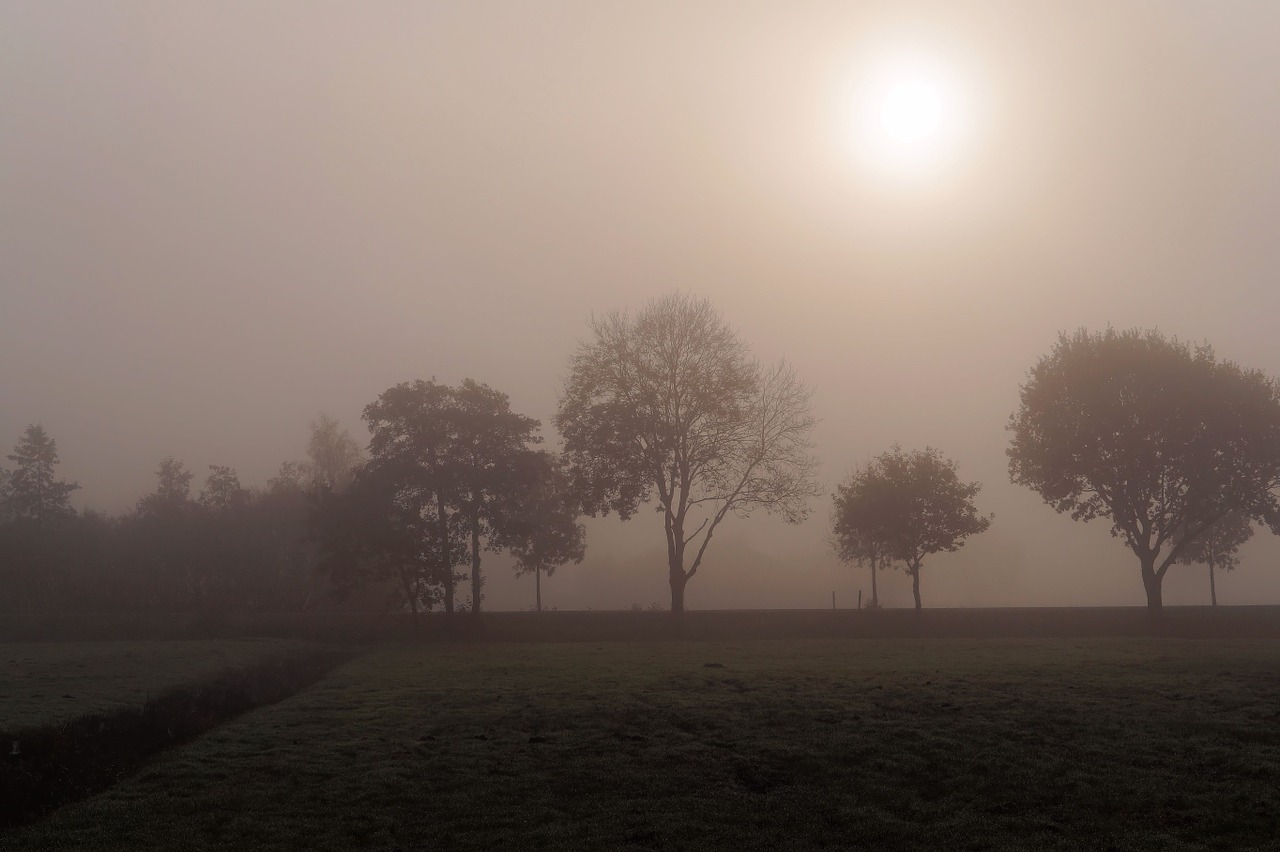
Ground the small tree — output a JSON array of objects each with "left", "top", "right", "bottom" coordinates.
[
  {"left": 200, "top": 465, "right": 247, "bottom": 512},
  {"left": 556, "top": 293, "right": 820, "bottom": 615},
  {"left": 5, "top": 425, "right": 79, "bottom": 525},
  {"left": 137, "top": 456, "right": 194, "bottom": 517},
  {"left": 1174, "top": 512, "right": 1253, "bottom": 607},
  {"left": 307, "top": 413, "right": 363, "bottom": 492},
  {"left": 832, "top": 446, "right": 991, "bottom": 611},
  {"left": 501, "top": 453, "right": 586, "bottom": 612},
  {"left": 830, "top": 526, "right": 891, "bottom": 609},
  {"left": 1009, "top": 328, "right": 1280, "bottom": 613}
]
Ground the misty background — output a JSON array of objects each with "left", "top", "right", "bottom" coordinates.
[{"left": 4, "top": 1, "right": 1280, "bottom": 611}]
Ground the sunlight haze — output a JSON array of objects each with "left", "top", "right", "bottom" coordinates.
[{"left": 4, "top": 1, "right": 1280, "bottom": 611}]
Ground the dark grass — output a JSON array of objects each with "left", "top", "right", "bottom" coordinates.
[
  {"left": 0, "top": 639, "right": 319, "bottom": 729},
  {"left": 5, "top": 637, "right": 1279, "bottom": 851},
  {"left": 0, "top": 643, "right": 349, "bottom": 831},
  {"left": 5, "top": 605, "right": 1280, "bottom": 644}
]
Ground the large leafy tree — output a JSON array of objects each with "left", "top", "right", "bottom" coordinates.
[
  {"left": 832, "top": 446, "right": 991, "bottom": 610},
  {"left": 5, "top": 424, "right": 79, "bottom": 524},
  {"left": 1174, "top": 512, "right": 1254, "bottom": 607},
  {"left": 1008, "top": 328, "right": 1280, "bottom": 613},
  {"left": 555, "top": 293, "right": 820, "bottom": 614},
  {"left": 362, "top": 378, "right": 544, "bottom": 616}
]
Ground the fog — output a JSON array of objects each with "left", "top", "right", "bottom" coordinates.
[{"left": 5, "top": 1, "right": 1280, "bottom": 611}]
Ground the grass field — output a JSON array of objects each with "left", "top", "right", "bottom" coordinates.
[
  {"left": 5, "top": 635, "right": 1279, "bottom": 851},
  {"left": 0, "top": 639, "right": 317, "bottom": 730}
]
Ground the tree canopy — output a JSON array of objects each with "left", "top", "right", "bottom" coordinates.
[
  {"left": 555, "top": 293, "right": 820, "bottom": 613},
  {"left": 832, "top": 446, "right": 991, "bottom": 610},
  {"left": 362, "top": 378, "right": 548, "bottom": 615},
  {"left": 1008, "top": 328, "right": 1280, "bottom": 611},
  {"left": 1174, "top": 511, "right": 1254, "bottom": 607},
  {"left": 5, "top": 424, "right": 79, "bottom": 525}
]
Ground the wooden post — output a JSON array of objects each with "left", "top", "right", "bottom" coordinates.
[
  {"left": 858, "top": 589, "right": 862, "bottom": 610},
  {"left": 831, "top": 590, "right": 836, "bottom": 610}
]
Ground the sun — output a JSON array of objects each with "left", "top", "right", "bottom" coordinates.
[
  {"left": 846, "top": 55, "right": 968, "bottom": 178},
  {"left": 880, "top": 80, "right": 943, "bottom": 144}
]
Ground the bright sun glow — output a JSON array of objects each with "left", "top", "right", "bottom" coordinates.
[
  {"left": 846, "top": 54, "right": 970, "bottom": 179},
  {"left": 881, "top": 81, "right": 943, "bottom": 143}
]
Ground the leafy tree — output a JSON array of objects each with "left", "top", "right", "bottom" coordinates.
[
  {"left": 199, "top": 465, "right": 247, "bottom": 512},
  {"left": 501, "top": 453, "right": 587, "bottom": 612},
  {"left": 1008, "top": 328, "right": 1280, "bottom": 612},
  {"left": 830, "top": 526, "right": 892, "bottom": 609},
  {"left": 0, "top": 468, "right": 11, "bottom": 523},
  {"left": 137, "top": 456, "right": 194, "bottom": 517},
  {"left": 308, "top": 413, "right": 363, "bottom": 492},
  {"left": 5, "top": 424, "right": 79, "bottom": 524},
  {"left": 1174, "top": 512, "right": 1254, "bottom": 607},
  {"left": 268, "top": 461, "right": 310, "bottom": 495},
  {"left": 314, "top": 464, "right": 449, "bottom": 615},
  {"left": 555, "top": 293, "right": 820, "bottom": 614},
  {"left": 448, "top": 380, "right": 544, "bottom": 616},
  {"left": 362, "top": 378, "right": 543, "bottom": 616},
  {"left": 832, "top": 446, "right": 991, "bottom": 610}
]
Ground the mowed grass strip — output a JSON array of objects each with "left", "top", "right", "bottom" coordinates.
[
  {"left": 0, "top": 639, "right": 319, "bottom": 729},
  {"left": 6, "top": 638, "right": 1280, "bottom": 851}
]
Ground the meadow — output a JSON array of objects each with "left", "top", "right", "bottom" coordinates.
[
  {"left": 0, "top": 639, "right": 316, "bottom": 729},
  {"left": 4, "top": 623, "right": 1279, "bottom": 851}
]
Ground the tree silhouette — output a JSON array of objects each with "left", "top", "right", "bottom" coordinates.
[
  {"left": 5, "top": 424, "right": 79, "bottom": 525},
  {"left": 830, "top": 526, "right": 891, "bottom": 609},
  {"left": 314, "top": 463, "right": 449, "bottom": 616},
  {"left": 362, "top": 378, "right": 543, "bottom": 616},
  {"left": 1174, "top": 512, "right": 1254, "bottom": 607},
  {"left": 832, "top": 446, "right": 991, "bottom": 611},
  {"left": 556, "top": 293, "right": 820, "bottom": 615},
  {"left": 137, "top": 456, "right": 194, "bottom": 518},
  {"left": 200, "top": 465, "right": 247, "bottom": 512},
  {"left": 501, "top": 453, "right": 586, "bottom": 612},
  {"left": 1009, "top": 328, "right": 1280, "bottom": 613},
  {"left": 307, "top": 413, "right": 363, "bottom": 492}
]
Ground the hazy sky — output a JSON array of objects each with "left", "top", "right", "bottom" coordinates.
[{"left": 5, "top": 1, "right": 1280, "bottom": 611}]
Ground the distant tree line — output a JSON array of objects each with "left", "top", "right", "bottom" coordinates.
[{"left": 3, "top": 298, "right": 1279, "bottom": 617}]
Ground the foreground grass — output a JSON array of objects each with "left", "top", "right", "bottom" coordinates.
[
  {"left": 0, "top": 639, "right": 317, "bottom": 729},
  {"left": 6, "top": 637, "right": 1280, "bottom": 851}
]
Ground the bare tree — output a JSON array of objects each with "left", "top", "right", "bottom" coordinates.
[
  {"left": 556, "top": 293, "right": 820, "bottom": 614},
  {"left": 308, "top": 413, "right": 364, "bottom": 492}
]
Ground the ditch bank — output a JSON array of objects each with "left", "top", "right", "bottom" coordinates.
[{"left": 0, "top": 644, "right": 351, "bottom": 831}]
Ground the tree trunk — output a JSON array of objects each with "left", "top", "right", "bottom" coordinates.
[
  {"left": 911, "top": 566, "right": 922, "bottom": 611},
  {"left": 870, "top": 560, "right": 878, "bottom": 607},
  {"left": 535, "top": 566, "right": 542, "bottom": 613},
  {"left": 1209, "top": 561, "right": 1217, "bottom": 607},
  {"left": 435, "top": 487, "right": 454, "bottom": 616},
  {"left": 470, "top": 513, "right": 482, "bottom": 617},
  {"left": 1140, "top": 557, "right": 1163, "bottom": 614},
  {"left": 669, "top": 567, "right": 688, "bottom": 615}
]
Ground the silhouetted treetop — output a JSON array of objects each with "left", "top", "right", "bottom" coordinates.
[
  {"left": 555, "top": 292, "right": 820, "bottom": 614},
  {"left": 5, "top": 424, "right": 79, "bottom": 525},
  {"left": 1008, "top": 327, "right": 1280, "bottom": 611}
]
